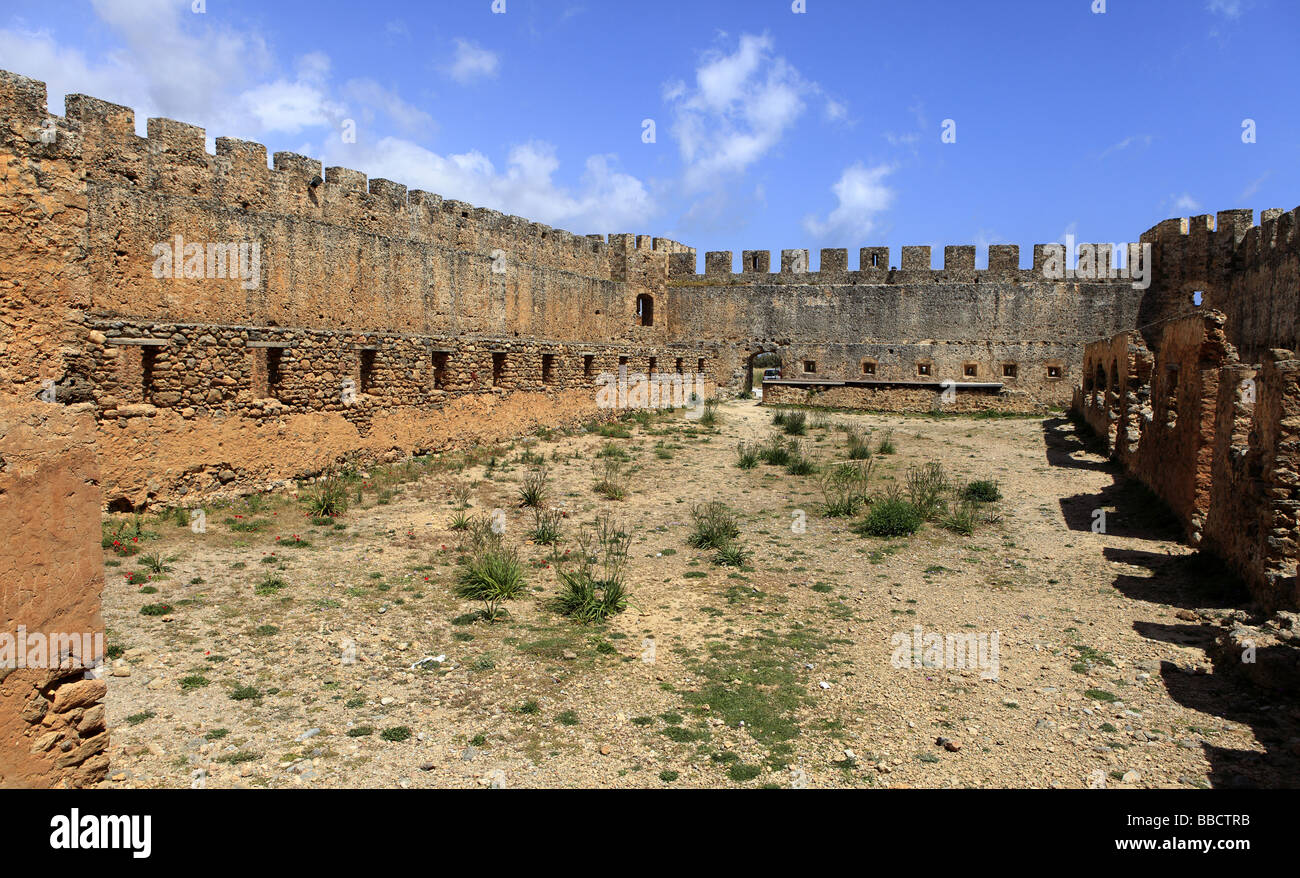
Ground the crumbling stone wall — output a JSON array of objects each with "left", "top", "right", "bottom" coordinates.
[
  {"left": 763, "top": 380, "right": 1035, "bottom": 413},
  {"left": 1074, "top": 203, "right": 1300, "bottom": 611},
  {"left": 0, "top": 69, "right": 107, "bottom": 786}
]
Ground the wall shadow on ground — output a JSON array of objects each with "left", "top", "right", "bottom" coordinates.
[{"left": 1048, "top": 414, "right": 1300, "bottom": 788}]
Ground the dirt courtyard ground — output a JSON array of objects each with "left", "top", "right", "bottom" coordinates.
[{"left": 96, "top": 400, "right": 1300, "bottom": 788}]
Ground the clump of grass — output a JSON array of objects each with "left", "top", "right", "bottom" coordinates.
[
  {"left": 688, "top": 501, "right": 741, "bottom": 550},
  {"left": 713, "top": 542, "right": 750, "bottom": 568},
  {"left": 735, "top": 441, "right": 760, "bottom": 470},
  {"left": 255, "top": 574, "right": 287, "bottom": 596},
  {"left": 770, "top": 408, "right": 792, "bottom": 427},
  {"left": 179, "top": 675, "right": 210, "bottom": 691},
  {"left": 784, "top": 442, "right": 818, "bottom": 476},
  {"left": 961, "top": 479, "right": 1002, "bottom": 503},
  {"left": 905, "top": 462, "right": 949, "bottom": 520},
  {"left": 555, "top": 517, "right": 631, "bottom": 623},
  {"left": 940, "top": 497, "right": 980, "bottom": 535},
  {"left": 846, "top": 427, "right": 873, "bottom": 460},
  {"left": 139, "top": 603, "right": 171, "bottom": 617},
  {"left": 876, "top": 429, "right": 897, "bottom": 455},
  {"left": 757, "top": 434, "right": 794, "bottom": 467},
  {"left": 781, "top": 411, "right": 807, "bottom": 435},
  {"left": 304, "top": 471, "right": 349, "bottom": 518},
  {"left": 529, "top": 507, "right": 563, "bottom": 545},
  {"left": 137, "top": 552, "right": 174, "bottom": 574},
  {"left": 697, "top": 398, "right": 720, "bottom": 427},
  {"left": 449, "top": 510, "right": 472, "bottom": 531},
  {"left": 517, "top": 466, "right": 549, "bottom": 508},
  {"left": 819, "top": 459, "right": 874, "bottom": 517},
  {"left": 229, "top": 685, "right": 262, "bottom": 701},
  {"left": 381, "top": 726, "right": 412, "bottom": 742},
  {"left": 593, "top": 458, "right": 630, "bottom": 500},
  {"left": 456, "top": 542, "right": 527, "bottom": 622},
  {"left": 449, "top": 479, "right": 473, "bottom": 509},
  {"left": 855, "top": 496, "right": 923, "bottom": 537}
]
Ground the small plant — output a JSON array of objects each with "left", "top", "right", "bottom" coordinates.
[
  {"left": 855, "top": 497, "right": 923, "bottom": 537},
  {"left": 229, "top": 685, "right": 262, "bottom": 701},
  {"left": 940, "top": 498, "right": 980, "bottom": 535},
  {"left": 456, "top": 544, "right": 527, "bottom": 621},
  {"left": 529, "top": 507, "right": 563, "bottom": 545},
  {"left": 770, "top": 408, "right": 791, "bottom": 427},
  {"left": 845, "top": 428, "right": 873, "bottom": 460},
  {"left": 305, "top": 471, "right": 349, "bottom": 518},
  {"left": 757, "top": 434, "right": 794, "bottom": 467},
  {"left": 713, "top": 541, "right": 750, "bottom": 567},
  {"left": 381, "top": 726, "right": 412, "bottom": 742},
  {"left": 180, "top": 675, "right": 210, "bottom": 691},
  {"left": 139, "top": 603, "right": 171, "bottom": 616},
  {"left": 876, "top": 429, "right": 896, "bottom": 455},
  {"left": 782, "top": 411, "right": 807, "bottom": 436},
  {"left": 449, "top": 510, "right": 472, "bottom": 531},
  {"left": 697, "top": 398, "right": 720, "bottom": 427},
  {"left": 518, "top": 466, "right": 549, "bottom": 508},
  {"left": 554, "top": 517, "right": 631, "bottom": 623},
  {"left": 819, "top": 460, "right": 874, "bottom": 517},
  {"left": 593, "top": 458, "right": 630, "bottom": 500},
  {"left": 735, "top": 441, "right": 759, "bottom": 469},
  {"left": 449, "top": 479, "right": 473, "bottom": 508},
  {"left": 255, "top": 574, "right": 287, "bottom": 596},
  {"left": 137, "top": 552, "right": 173, "bottom": 575},
  {"left": 961, "top": 479, "right": 1002, "bottom": 503},
  {"left": 784, "top": 443, "right": 818, "bottom": 475},
  {"left": 905, "top": 462, "right": 949, "bottom": 521},
  {"left": 688, "top": 501, "right": 741, "bottom": 550}
]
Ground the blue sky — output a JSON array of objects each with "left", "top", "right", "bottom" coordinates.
[{"left": 1, "top": 0, "right": 1295, "bottom": 269}]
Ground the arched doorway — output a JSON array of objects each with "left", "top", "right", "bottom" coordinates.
[{"left": 743, "top": 348, "right": 783, "bottom": 398}]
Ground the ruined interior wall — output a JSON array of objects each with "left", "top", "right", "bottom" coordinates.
[
  {"left": 0, "top": 72, "right": 107, "bottom": 787},
  {"left": 1203, "top": 351, "right": 1300, "bottom": 612},
  {"left": 762, "top": 381, "right": 1031, "bottom": 413},
  {"left": 1126, "top": 313, "right": 1236, "bottom": 544}
]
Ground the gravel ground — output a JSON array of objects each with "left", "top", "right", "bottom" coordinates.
[{"left": 97, "top": 401, "right": 1300, "bottom": 788}]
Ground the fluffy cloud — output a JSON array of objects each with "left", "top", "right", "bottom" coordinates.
[
  {"left": 802, "top": 162, "right": 896, "bottom": 242},
  {"left": 446, "top": 38, "right": 499, "bottom": 84},
  {"left": 666, "top": 32, "right": 841, "bottom": 192},
  {"left": 321, "top": 138, "right": 653, "bottom": 232}
]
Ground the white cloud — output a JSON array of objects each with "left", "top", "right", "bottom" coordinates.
[
  {"left": 1207, "top": 0, "right": 1246, "bottom": 18},
  {"left": 1097, "top": 134, "right": 1153, "bottom": 160},
  {"left": 321, "top": 137, "right": 653, "bottom": 232},
  {"left": 1171, "top": 193, "right": 1202, "bottom": 212},
  {"left": 667, "top": 33, "right": 836, "bottom": 192},
  {"left": 446, "top": 38, "right": 499, "bottom": 84},
  {"left": 802, "top": 162, "right": 895, "bottom": 242}
]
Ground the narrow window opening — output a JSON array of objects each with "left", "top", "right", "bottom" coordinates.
[
  {"left": 432, "top": 351, "right": 449, "bottom": 389},
  {"left": 917, "top": 363, "right": 931, "bottom": 377},
  {"left": 492, "top": 352, "right": 506, "bottom": 387},
  {"left": 583, "top": 355, "right": 595, "bottom": 378},
  {"left": 804, "top": 360, "right": 817, "bottom": 374},
  {"left": 636, "top": 294, "right": 654, "bottom": 327},
  {"left": 359, "top": 349, "right": 377, "bottom": 393},
  {"left": 141, "top": 347, "right": 158, "bottom": 400},
  {"left": 1002, "top": 363, "right": 1018, "bottom": 378},
  {"left": 1047, "top": 365, "right": 1062, "bottom": 379},
  {"left": 266, "top": 347, "right": 284, "bottom": 399},
  {"left": 542, "top": 353, "right": 555, "bottom": 385}
]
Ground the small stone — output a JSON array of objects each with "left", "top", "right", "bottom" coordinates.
[
  {"left": 599, "top": 744, "right": 612, "bottom": 756},
  {"left": 1121, "top": 770, "right": 1141, "bottom": 783}
]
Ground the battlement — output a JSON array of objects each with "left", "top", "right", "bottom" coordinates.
[
  {"left": 669, "top": 242, "right": 1138, "bottom": 285},
  {"left": 1139, "top": 206, "right": 1300, "bottom": 272},
  {"left": 0, "top": 69, "right": 652, "bottom": 281}
]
